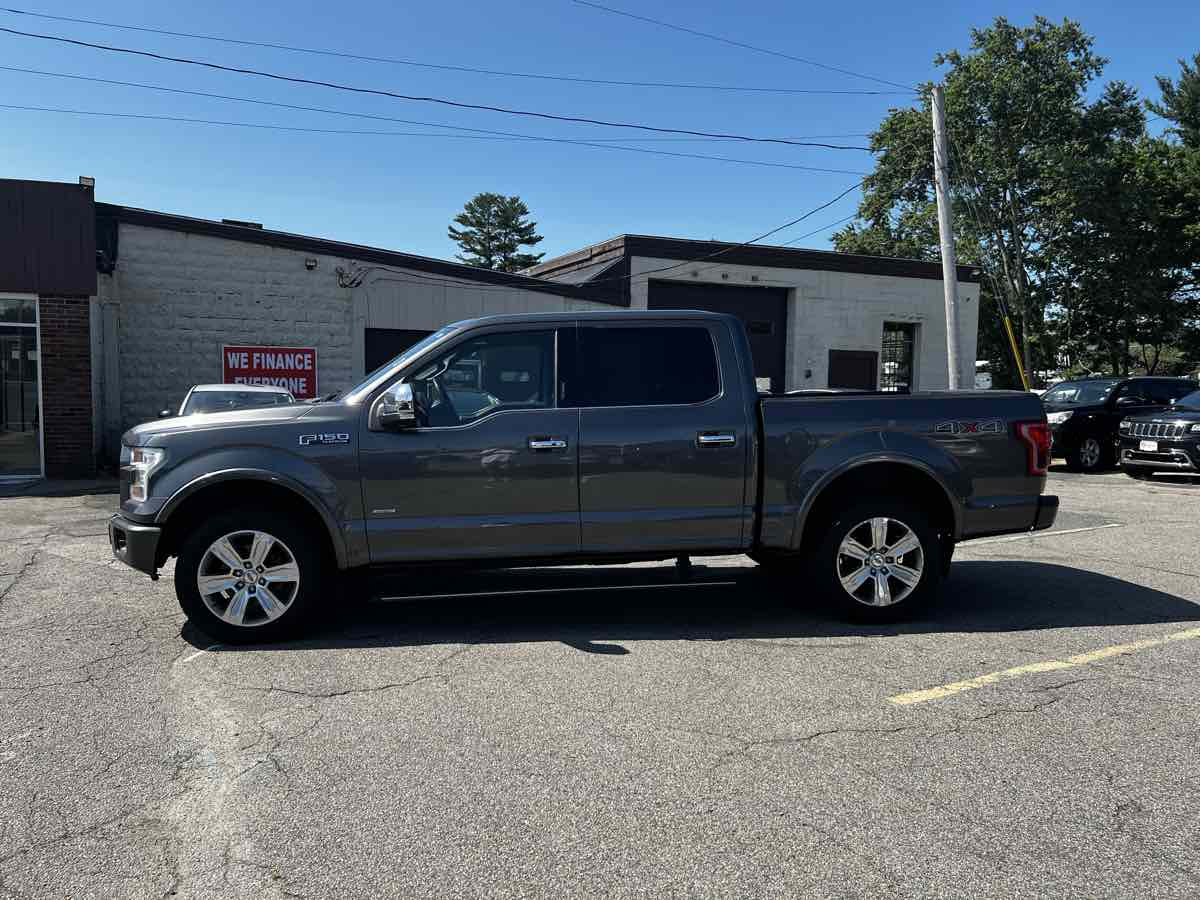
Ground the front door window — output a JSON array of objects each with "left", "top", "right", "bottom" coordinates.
[{"left": 0, "top": 298, "right": 40, "bottom": 478}]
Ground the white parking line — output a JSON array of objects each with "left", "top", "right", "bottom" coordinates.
[
  {"left": 180, "top": 644, "right": 222, "bottom": 664},
  {"left": 963, "top": 523, "right": 1122, "bottom": 547}
]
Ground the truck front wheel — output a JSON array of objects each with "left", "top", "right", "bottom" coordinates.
[
  {"left": 816, "top": 499, "right": 941, "bottom": 623},
  {"left": 174, "top": 507, "right": 327, "bottom": 643}
]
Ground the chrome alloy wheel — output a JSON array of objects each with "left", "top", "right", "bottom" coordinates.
[
  {"left": 196, "top": 530, "right": 300, "bottom": 627},
  {"left": 835, "top": 517, "right": 924, "bottom": 607},
  {"left": 1079, "top": 437, "right": 1102, "bottom": 469}
]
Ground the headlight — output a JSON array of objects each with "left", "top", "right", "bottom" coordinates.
[
  {"left": 127, "top": 447, "right": 165, "bottom": 502},
  {"left": 1119, "top": 420, "right": 1131, "bottom": 431},
  {"left": 1045, "top": 411, "right": 1074, "bottom": 425}
]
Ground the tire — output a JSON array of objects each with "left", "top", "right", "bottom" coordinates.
[
  {"left": 816, "top": 498, "right": 942, "bottom": 623},
  {"left": 174, "top": 506, "right": 328, "bottom": 643},
  {"left": 1066, "top": 435, "right": 1109, "bottom": 472}
]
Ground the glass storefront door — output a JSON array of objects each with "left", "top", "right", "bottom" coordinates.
[{"left": 0, "top": 298, "right": 41, "bottom": 478}]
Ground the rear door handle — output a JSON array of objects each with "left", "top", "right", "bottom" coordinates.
[
  {"left": 697, "top": 432, "right": 737, "bottom": 447},
  {"left": 528, "top": 437, "right": 568, "bottom": 451}
]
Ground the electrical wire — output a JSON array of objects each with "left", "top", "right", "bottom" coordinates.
[
  {"left": 0, "top": 103, "right": 869, "bottom": 176},
  {"left": 0, "top": 6, "right": 910, "bottom": 96},
  {"left": 336, "top": 181, "right": 865, "bottom": 295},
  {"left": 0, "top": 64, "right": 874, "bottom": 144},
  {"left": 571, "top": 0, "right": 917, "bottom": 92},
  {"left": 0, "top": 25, "right": 874, "bottom": 150}
]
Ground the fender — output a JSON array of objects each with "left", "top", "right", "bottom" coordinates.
[
  {"left": 779, "top": 429, "right": 968, "bottom": 551},
  {"left": 154, "top": 459, "right": 354, "bottom": 569}
]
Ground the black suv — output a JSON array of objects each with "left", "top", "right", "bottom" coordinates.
[
  {"left": 1119, "top": 386, "right": 1200, "bottom": 479},
  {"left": 1042, "top": 376, "right": 1198, "bottom": 472}
]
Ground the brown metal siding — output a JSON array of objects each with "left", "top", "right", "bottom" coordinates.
[{"left": 0, "top": 180, "right": 97, "bottom": 295}]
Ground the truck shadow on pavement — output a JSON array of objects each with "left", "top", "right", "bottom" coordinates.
[{"left": 182, "top": 559, "right": 1200, "bottom": 654}]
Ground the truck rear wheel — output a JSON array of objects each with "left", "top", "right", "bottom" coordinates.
[
  {"left": 816, "top": 499, "right": 941, "bottom": 623},
  {"left": 174, "top": 507, "right": 327, "bottom": 643}
]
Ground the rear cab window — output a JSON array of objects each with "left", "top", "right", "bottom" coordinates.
[{"left": 571, "top": 325, "right": 721, "bottom": 407}]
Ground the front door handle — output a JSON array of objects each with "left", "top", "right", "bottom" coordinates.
[
  {"left": 697, "top": 432, "right": 737, "bottom": 448},
  {"left": 528, "top": 437, "right": 568, "bottom": 451}
]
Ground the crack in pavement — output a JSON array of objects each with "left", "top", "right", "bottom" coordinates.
[{"left": 234, "top": 672, "right": 447, "bottom": 699}]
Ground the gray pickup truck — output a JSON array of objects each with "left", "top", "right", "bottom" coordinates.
[{"left": 109, "top": 310, "right": 1056, "bottom": 642}]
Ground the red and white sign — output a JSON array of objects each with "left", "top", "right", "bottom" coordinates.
[{"left": 222, "top": 345, "right": 318, "bottom": 399}]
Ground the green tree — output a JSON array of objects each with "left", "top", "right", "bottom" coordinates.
[
  {"left": 447, "top": 193, "right": 545, "bottom": 272},
  {"left": 1047, "top": 135, "right": 1199, "bottom": 374},
  {"left": 1149, "top": 52, "right": 1200, "bottom": 147},
  {"left": 833, "top": 17, "right": 1133, "bottom": 381}
]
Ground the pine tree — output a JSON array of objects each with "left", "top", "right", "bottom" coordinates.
[{"left": 447, "top": 193, "right": 545, "bottom": 272}]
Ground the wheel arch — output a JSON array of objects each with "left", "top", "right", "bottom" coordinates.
[
  {"left": 154, "top": 470, "right": 346, "bottom": 570},
  {"left": 794, "top": 456, "right": 962, "bottom": 556}
]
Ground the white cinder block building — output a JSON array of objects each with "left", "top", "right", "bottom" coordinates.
[{"left": 1, "top": 178, "right": 981, "bottom": 478}]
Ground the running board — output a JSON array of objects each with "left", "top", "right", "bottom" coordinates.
[{"left": 374, "top": 580, "right": 737, "bottom": 604}]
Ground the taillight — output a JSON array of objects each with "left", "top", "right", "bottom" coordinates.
[{"left": 1015, "top": 420, "right": 1051, "bottom": 476}]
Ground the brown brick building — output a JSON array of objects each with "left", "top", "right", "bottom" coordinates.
[{"left": 1, "top": 178, "right": 97, "bottom": 479}]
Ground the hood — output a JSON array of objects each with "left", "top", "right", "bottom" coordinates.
[
  {"left": 122, "top": 403, "right": 317, "bottom": 446},
  {"left": 1123, "top": 408, "right": 1200, "bottom": 424},
  {"left": 1041, "top": 401, "right": 1105, "bottom": 414}
]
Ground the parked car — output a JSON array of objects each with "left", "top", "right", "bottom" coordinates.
[
  {"left": 109, "top": 311, "right": 1057, "bottom": 642},
  {"left": 1042, "top": 376, "right": 1198, "bottom": 472},
  {"left": 162, "top": 384, "right": 295, "bottom": 418},
  {"left": 1118, "top": 386, "right": 1200, "bottom": 479}
]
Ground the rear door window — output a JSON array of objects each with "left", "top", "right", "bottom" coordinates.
[
  {"left": 1146, "top": 381, "right": 1197, "bottom": 404},
  {"left": 574, "top": 326, "right": 720, "bottom": 407}
]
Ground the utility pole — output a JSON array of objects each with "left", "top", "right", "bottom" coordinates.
[{"left": 931, "top": 84, "right": 963, "bottom": 390}]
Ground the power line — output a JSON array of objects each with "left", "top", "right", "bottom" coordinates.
[
  {"left": 0, "top": 62, "right": 874, "bottom": 143},
  {"left": 0, "top": 6, "right": 910, "bottom": 96},
  {"left": 552, "top": 180, "right": 867, "bottom": 287},
  {"left": 0, "top": 25, "right": 874, "bottom": 150},
  {"left": 780, "top": 213, "right": 858, "bottom": 246},
  {"left": 331, "top": 183, "right": 865, "bottom": 295},
  {"left": 571, "top": 0, "right": 917, "bottom": 92},
  {"left": 0, "top": 103, "right": 868, "bottom": 175}
]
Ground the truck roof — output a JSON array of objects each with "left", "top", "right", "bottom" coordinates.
[{"left": 456, "top": 309, "right": 739, "bottom": 328}]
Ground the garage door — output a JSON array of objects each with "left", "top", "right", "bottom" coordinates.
[{"left": 647, "top": 280, "right": 787, "bottom": 393}]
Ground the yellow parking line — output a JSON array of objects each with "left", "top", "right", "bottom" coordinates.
[{"left": 888, "top": 626, "right": 1200, "bottom": 705}]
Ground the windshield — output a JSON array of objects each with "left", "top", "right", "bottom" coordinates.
[
  {"left": 182, "top": 390, "right": 293, "bottom": 415},
  {"left": 343, "top": 325, "right": 457, "bottom": 403},
  {"left": 1175, "top": 389, "right": 1200, "bottom": 410},
  {"left": 1042, "top": 380, "right": 1119, "bottom": 405}
]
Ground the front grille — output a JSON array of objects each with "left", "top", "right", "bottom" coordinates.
[{"left": 1129, "top": 421, "right": 1186, "bottom": 439}]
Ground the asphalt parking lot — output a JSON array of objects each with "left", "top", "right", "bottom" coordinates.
[{"left": 2, "top": 470, "right": 1199, "bottom": 898}]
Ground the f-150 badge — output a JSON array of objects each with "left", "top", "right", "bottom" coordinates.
[
  {"left": 299, "top": 433, "right": 350, "bottom": 446},
  {"left": 934, "top": 420, "right": 1003, "bottom": 435}
]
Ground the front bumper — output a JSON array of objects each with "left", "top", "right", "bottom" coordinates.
[
  {"left": 1033, "top": 495, "right": 1059, "bottom": 531},
  {"left": 1119, "top": 439, "right": 1199, "bottom": 472},
  {"left": 109, "top": 514, "right": 162, "bottom": 578}
]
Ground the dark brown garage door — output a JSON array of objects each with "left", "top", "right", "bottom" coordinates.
[
  {"left": 647, "top": 280, "right": 787, "bottom": 393},
  {"left": 828, "top": 349, "right": 879, "bottom": 390}
]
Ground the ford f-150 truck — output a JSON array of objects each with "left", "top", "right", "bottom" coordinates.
[{"left": 109, "top": 311, "right": 1057, "bottom": 642}]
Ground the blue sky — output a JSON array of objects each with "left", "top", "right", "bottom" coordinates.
[{"left": 2, "top": 1, "right": 1196, "bottom": 262}]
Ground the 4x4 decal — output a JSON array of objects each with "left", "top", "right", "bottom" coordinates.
[{"left": 934, "top": 419, "right": 1004, "bottom": 435}]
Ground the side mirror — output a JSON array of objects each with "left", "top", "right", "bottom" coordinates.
[
  {"left": 376, "top": 382, "right": 417, "bottom": 429},
  {"left": 1116, "top": 395, "right": 1142, "bottom": 407},
  {"left": 159, "top": 408, "right": 173, "bottom": 418}
]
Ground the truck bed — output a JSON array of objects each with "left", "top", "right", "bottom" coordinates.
[{"left": 756, "top": 390, "right": 1049, "bottom": 549}]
